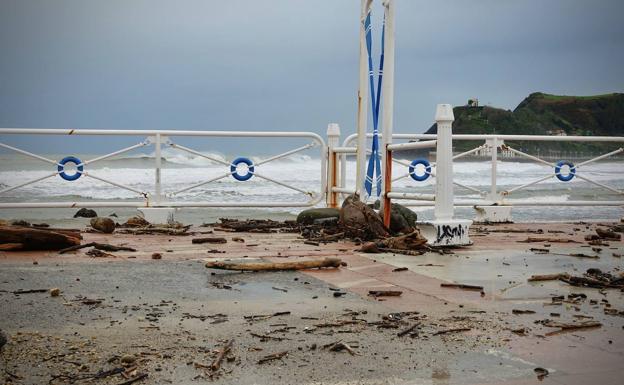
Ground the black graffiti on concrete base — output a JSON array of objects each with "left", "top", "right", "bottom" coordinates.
[{"left": 436, "top": 225, "right": 465, "bottom": 244}]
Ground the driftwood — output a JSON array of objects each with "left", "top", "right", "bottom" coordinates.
[
  {"left": 205, "top": 258, "right": 342, "bottom": 271},
  {"left": 243, "top": 311, "right": 291, "bottom": 322},
  {"left": 519, "top": 237, "right": 580, "bottom": 243},
  {"left": 257, "top": 351, "right": 288, "bottom": 364},
  {"left": 397, "top": 323, "right": 420, "bottom": 337},
  {"left": 541, "top": 320, "right": 602, "bottom": 334},
  {"left": 115, "top": 227, "right": 190, "bottom": 236},
  {"left": 432, "top": 327, "right": 471, "bottom": 336},
  {"left": 193, "top": 237, "right": 227, "bottom": 244},
  {"left": 12, "top": 289, "right": 47, "bottom": 294},
  {"left": 368, "top": 290, "right": 403, "bottom": 297},
  {"left": 0, "top": 226, "right": 81, "bottom": 251},
  {"left": 528, "top": 273, "right": 570, "bottom": 282},
  {"left": 58, "top": 242, "right": 136, "bottom": 254},
  {"left": 596, "top": 228, "right": 621, "bottom": 240},
  {"left": 324, "top": 341, "right": 358, "bottom": 355},
  {"left": 218, "top": 218, "right": 298, "bottom": 233},
  {"left": 379, "top": 230, "right": 428, "bottom": 250},
  {"left": 440, "top": 283, "right": 483, "bottom": 291},
  {"left": 211, "top": 339, "right": 233, "bottom": 371}
]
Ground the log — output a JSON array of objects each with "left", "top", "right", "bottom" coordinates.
[
  {"left": 58, "top": 242, "right": 136, "bottom": 254},
  {"left": 596, "top": 228, "right": 621, "bottom": 240},
  {"left": 0, "top": 226, "right": 81, "bottom": 251},
  {"left": 257, "top": 351, "right": 288, "bottom": 364},
  {"left": 528, "top": 273, "right": 570, "bottom": 282},
  {"left": 205, "top": 257, "right": 342, "bottom": 271},
  {"left": 368, "top": 290, "right": 403, "bottom": 297},
  {"left": 192, "top": 237, "right": 227, "bottom": 244},
  {"left": 440, "top": 283, "right": 483, "bottom": 291}
]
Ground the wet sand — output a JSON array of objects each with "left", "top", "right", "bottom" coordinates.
[{"left": 1, "top": 221, "right": 623, "bottom": 384}]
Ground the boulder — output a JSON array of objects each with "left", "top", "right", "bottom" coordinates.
[
  {"left": 339, "top": 194, "right": 389, "bottom": 240},
  {"left": 90, "top": 217, "right": 115, "bottom": 233},
  {"left": 74, "top": 208, "right": 98, "bottom": 218},
  {"left": 123, "top": 216, "right": 150, "bottom": 227},
  {"left": 10, "top": 220, "right": 30, "bottom": 227},
  {"left": 296, "top": 208, "right": 340, "bottom": 225},
  {"left": 373, "top": 201, "right": 418, "bottom": 234}
]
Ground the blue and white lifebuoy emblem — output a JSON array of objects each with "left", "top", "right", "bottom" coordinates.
[
  {"left": 230, "top": 157, "right": 254, "bottom": 181},
  {"left": 408, "top": 159, "right": 431, "bottom": 182},
  {"left": 58, "top": 156, "right": 84, "bottom": 181},
  {"left": 555, "top": 160, "right": 575, "bottom": 182}
]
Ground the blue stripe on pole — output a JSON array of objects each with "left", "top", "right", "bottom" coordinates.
[{"left": 363, "top": 11, "right": 385, "bottom": 197}]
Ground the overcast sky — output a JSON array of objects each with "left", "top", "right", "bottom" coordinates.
[{"left": 1, "top": 0, "right": 623, "bottom": 153}]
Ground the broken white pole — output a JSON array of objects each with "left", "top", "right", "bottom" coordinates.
[
  {"left": 326, "top": 123, "right": 341, "bottom": 208},
  {"left": 419, "top": 104, "right": 472, "bottom": 246},
  {"left": 474, "top": 137, "right": 513, "bottom": 223}
]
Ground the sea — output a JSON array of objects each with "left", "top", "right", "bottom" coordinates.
[{"left": 0, "top": 148, "right": 622, "bottom": 226}]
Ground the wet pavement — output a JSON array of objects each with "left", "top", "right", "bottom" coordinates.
[{"left": 0, "top": 221, "right": 622, "bottom": 384}]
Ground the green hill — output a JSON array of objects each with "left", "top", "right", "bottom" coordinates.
[{"left": 424, "top": 92, "right": 624, "bottom": 155}]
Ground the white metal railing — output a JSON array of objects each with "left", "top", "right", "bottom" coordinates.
[
  {"left": 0, "top": 129, "right": 327, "bottom": 208},
  {"left": 326, "top": 120, "right": 624, "bottom": 211}
]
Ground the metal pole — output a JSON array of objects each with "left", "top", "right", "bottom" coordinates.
[
  {"left": 326, "top": 123, "right": 341, "bottom": 208},
  {"left": 381, "top": 0, "right": 395, "bottom": 226},
  {"left": 355, "top": 0, "right": 372, "bottom": 201}
]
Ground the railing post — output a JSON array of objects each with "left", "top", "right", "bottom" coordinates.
[
  {"left": 326, "top": 123, "right": 341, "bottom": 208},
  {"left": 434, "top": 105, "right": 454, "bottom": 221},
  {"left": 473, "top": 137, "right": 513, "bottom": 223},
  {"left": 154, "top": 133, "right": 162, "bottom": 205},
  {"left": 419, "top": 104, "right": 472, "bottom": 247},
  {"left": 138, "top": 133, "right": 176, "bottom": 225}
]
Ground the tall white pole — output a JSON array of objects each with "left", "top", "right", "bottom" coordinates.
[
  {"left": 380, "top": 0, "right": 395, "bottom": 219},
  {"left": 355, "top": 0, "right": 371, "bottom": 201}
]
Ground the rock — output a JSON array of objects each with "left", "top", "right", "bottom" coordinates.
[
  {"left": 151, "top": 253, "right": 162, "bottom": 260},
  {"left": 123, "top": 216, "right": 150, "bottom": 227},
  {"left": 0, "top": 329, "right": 7, "bottom": 350},
  {"left": 109, "top": 213, "right": 118, "bottom": 217},
  {"left": 10, "top": 219, "right": 31, "bottom": 227},
  {"left": 296, "top": 208, "right": 340, "bottom": 225},
  {"left": 50, "top": 288, "right": 61, "bottom": 297},
  {"left": 373, "top": 201, "right": 418, "bottom": 234},
  {"left": 339, "top": 194, "right": 389, "bottom": 240},
  {"left": 120, "top": 354, "right": 136, "bottom": 364},
  {"left": 90, "top": 217, "right": 115, "bottom": 233},
  {"left": 0, "top": 219, "right": 8, "bottom": 226},
  {"left": 73, "top": 208, "right": 98, "bottom": 218}
]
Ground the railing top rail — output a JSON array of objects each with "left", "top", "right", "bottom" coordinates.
[
  {"left": 0, "top": 128, "right": 325, "bottom": 144},
  {"left": 342, "top": 132, "right": 624, "bottom": 146}
]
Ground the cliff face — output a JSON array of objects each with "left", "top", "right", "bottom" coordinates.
[{"left": 424, "top": 92, "right": 624, "bottom": 154}]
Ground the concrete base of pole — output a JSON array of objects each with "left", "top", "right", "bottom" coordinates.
[
  {"left": 419, "top": 219, "right": 472, "bottom": 247},
  {"left": 473, "top": 206, "right": 513, "bottom": 223},
  {"left": 137, "top": 208, "right": 177, "bottom": 225}
]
